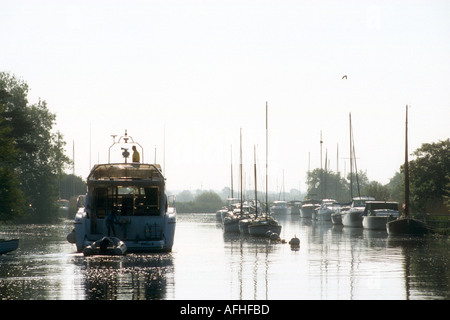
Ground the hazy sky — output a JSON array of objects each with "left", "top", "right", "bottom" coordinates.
[{"left": 1, "top": 0, "right": 449, "bottom": 193}]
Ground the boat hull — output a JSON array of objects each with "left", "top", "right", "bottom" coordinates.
[
  {"left": 248, "top": 220, "right": 282, "bottom": 237},
  {"left": 331, "top": 213, "right": 343, "bottom": 225},
  {"left": 73, "top": 210, "right": 176, "bottom": 253},
  {"left": 316, "top": 209, "right": 333, "bottom": 221},
  {"left": 0, "top": 239, "right": 19, "bottom": 254},
  {"left": 223, "top": 217, "right": 240, "bottom": 233},
  {"left": 342, "top": 209, "right": 363, "bottom": 227},
  {"left": 300, "top": 205, "right": 319, "bottom": 218},
  {"left": 386, "top": 218, "right": 429, "bottom": 236},
  {"left": 271, "top": 208, "right": 289, "bottom": 215},
  {"left": 363, "top": 216, "right": 396, "bottom": 230},
  {"left": 238, "top": 219, "right": 252, "bottom": 234}
]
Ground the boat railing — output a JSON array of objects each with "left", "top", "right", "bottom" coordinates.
[{"left": 88, "top": 163, "right": 164, "bottom": 181}]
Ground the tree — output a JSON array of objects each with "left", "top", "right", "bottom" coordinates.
[
  {"left": 363, "top": 181, "right": 390, "bottom": 201},
  {"left": 408, "top": 139, "right": 450, "bottom": 214},
  {"left": 0, "top": 72, "right": 71, "bottom": 222},
  {"left": 0, "top": 97, "right": 25, "bottom": 221},
  {"left": 306, "top": 168, "right": 349, "bottom": 202}
]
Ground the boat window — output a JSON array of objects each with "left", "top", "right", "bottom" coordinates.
[{"left": 92, "top": 186, "right": 161, "bottom": 217}]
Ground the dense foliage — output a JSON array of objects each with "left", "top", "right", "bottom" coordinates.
[
  {"left": 0, "top": 72, "right": 71, "bottom": 223},
  {"left": 409, "top": 139, "right": 450, "bottom": 214}
]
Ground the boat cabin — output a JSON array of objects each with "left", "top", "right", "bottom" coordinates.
[{"left": 85, "top": 163, "right": 167, "bottom": 233}]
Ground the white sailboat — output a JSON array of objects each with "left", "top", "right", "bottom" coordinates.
[{"left": 341, "top": 113, "right": 374, "bottom": 227}]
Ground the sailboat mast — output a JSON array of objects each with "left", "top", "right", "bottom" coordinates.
[
  {"left": 265, "top": 101, "right": 269, "bottom": 215},
  {"left": 254, "top": 145, "right": 258, "bottom": 218},
  {"left": 349, "top": 113, "right": 353, "bottom": 198},
  {"left": 230, "top": 145, "right": 234, "bottom": 198},
  {"left": 240, "top": 128, "right": 243, "bottom": 214},
  {"left": 404, "top": 105, "right": 410, "bottom": 218}
]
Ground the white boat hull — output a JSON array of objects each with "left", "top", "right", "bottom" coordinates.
[
  {"left": 316, "top": 209, "right": 334, "bottom": 221},
  {"left": 342, "top": 209, "right": 364, "bottom": 227},
  {"left": 362, "top": 216, "right": 396, "bottom": 230},
  {"left": 74, "top": 210, "right": 176, "bottom": 253}
]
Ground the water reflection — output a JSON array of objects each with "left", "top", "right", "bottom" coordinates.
[
  {"left": 1, "top": 215, "right": 449, "bottom": 300},
  {"left": 75, "top": 254, "right": 174, "bottom": 300}
]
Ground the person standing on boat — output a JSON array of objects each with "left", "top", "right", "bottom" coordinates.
[
  {"left": 132, "top": 145, "right": 140, "bottom": 163},
  {"left": 106, "top": 210, "right": 118, "bottom": 236}
]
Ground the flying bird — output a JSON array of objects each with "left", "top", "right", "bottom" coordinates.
[{"left": 342, "top": 75, "right": 348, "bottom": 79}]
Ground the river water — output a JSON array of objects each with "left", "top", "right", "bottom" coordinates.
[{"left": 0, "top": 213, "right": 449, "bottom": 300}]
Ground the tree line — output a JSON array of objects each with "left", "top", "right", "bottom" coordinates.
[{"left": 0, "top": 72, "right": 72, "bottom": 223}]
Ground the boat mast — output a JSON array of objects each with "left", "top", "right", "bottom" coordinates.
[
  {"left": 404, "top": 105, "right": 410, "bottom": 218},
  {"left": 230, "top": 145, "right": 234, "bottom": 198},
  {"left": 254, "top": 145, "right": 258, "bottom": 218},
  {"left": 349, "top": 113, "right": 353, "bottom": 199},
  {"left": 240, "top": 128, "right": 243, "bottom": 215},
  {"left": 265, "top": 101, "right": 269, "bottom": 215}
]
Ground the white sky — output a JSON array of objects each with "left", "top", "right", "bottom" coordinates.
[{"left": 1, "top": 0, "right": 449, "bottom": 193}]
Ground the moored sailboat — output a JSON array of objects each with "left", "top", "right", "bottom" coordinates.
[
  {"left": 248, "top": 102, "right": 282, "bottom": 237},
  {"left": 387, "top": 106, "right": 429, "bottom": 236}
]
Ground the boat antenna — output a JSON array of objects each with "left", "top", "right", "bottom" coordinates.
[{"left": 108, "top": 130, "right": 144, "bottom": 163}]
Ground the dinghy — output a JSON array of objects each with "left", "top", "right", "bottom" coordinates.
[
  {"left": 0, "top": 239, "right": 19, "bottom": 255},
  {"left": 83, "top": 237, "right": 127, "bottom": 256}
]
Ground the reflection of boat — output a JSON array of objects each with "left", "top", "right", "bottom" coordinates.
[
  {"left": 68, "top": 130, "right": 176, "bottom": 253},
  {"left": 270, "top": 201, "right": 289, "bottom": 215},
  {"left": 342, "top": 196, "right": 375, "bottom": 227},
  {"left": 362, "top": 201, "right": 399, "bottom": 230},
  {"left": 387, "top": 106, "right": 429, "bottom": 236},
  {"left": 83, "top": 236, "right": 127, "bottom": 256},
  {"left": 300, "top": 200, "right": 320, "bottom": 218},
  {"left": 0, "top": 239, "right": 19, "bottom": 255}
]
